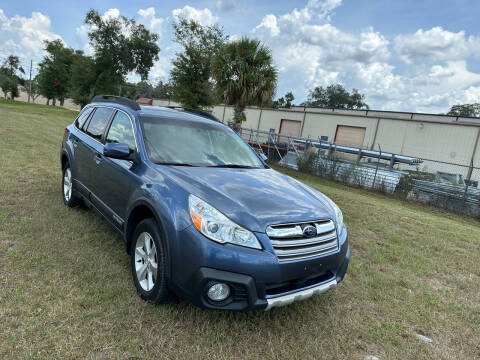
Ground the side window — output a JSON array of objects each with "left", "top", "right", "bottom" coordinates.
[
  {"left": 85, "top": 107, "right": 114, "bottom": 141},
  {"left": 106, "top": 111, "right": 136, "bottom": 152},
  {"left": 75, "top": 107, "right": 93, "bottom": 130}
]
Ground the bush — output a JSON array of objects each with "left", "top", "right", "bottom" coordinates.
[
  {"left": 394, "top": 174, "right": 414, "bottom": 199},
  {"left": 297, "top": 151, "right": 319, "bottom": 174}
]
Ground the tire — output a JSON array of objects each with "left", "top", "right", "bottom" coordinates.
[
  {"left": 62, "top": 162, "right": 81, "bottom": 207},
  {"left": 130, "top": 218, "right": 172, "bottom": 304}
]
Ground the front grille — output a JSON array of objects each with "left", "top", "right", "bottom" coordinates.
[{"left": 266, "top": 220, "right": 338, "bottom": 261}]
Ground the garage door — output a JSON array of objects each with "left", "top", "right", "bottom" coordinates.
[
  {"left": 278, "top": 119, "right": 301, "bottom": 143},
  {"left": 334, "top": 125, "right": 366, "bottom": 147}
]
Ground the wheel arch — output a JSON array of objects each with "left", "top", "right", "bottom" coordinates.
[
  {"left": 61, "top": 151, "right": 70, "bottom": 169},
  {"left": 125, "top": 201, "right": 172, "bottom": 277},
  {"left": 124, "top": 200, "right": 172, "bottom": 279}
]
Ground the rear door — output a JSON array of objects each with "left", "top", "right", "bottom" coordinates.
[
  {"left": 82, "top": 107, "right": 115, "bottom": 196},
  {"left": 70, "top": 107, "right": 95, "bottom": 196},
  {"left": 90, "top": 110, "right": 138, "bottom": 227}
]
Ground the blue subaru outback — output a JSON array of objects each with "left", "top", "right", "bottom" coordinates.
[{"left": 60, "top": 95, "right": 350, "bottom": 311}]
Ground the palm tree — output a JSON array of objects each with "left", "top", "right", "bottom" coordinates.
[{"left": 213, "top": 37, "right": 278, "bottom": 131}]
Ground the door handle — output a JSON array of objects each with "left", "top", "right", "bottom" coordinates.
[{"left": 94, "top": 153, "right": 102, "bottom": 165}]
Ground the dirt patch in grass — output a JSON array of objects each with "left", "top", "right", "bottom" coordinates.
[{"left": 0, "top": 239, "right": 15, "bottom": 257}]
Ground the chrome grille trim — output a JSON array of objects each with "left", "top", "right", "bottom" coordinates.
[
  {"left": 266, "top": 225, "right": 303, "bottom": 238},
  {"left": 267, "top": 220, "right": 338, "bottom": 262},
  {"left": 270, "top": 233, "right": 336, "bottom": 247},
  {"left": 315, "top": 221, "right": 336, "bottom": 234},
  {"left": 275, "top": 242, "right": 338, "bottom": 258}
]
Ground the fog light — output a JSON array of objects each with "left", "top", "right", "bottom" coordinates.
[{"left": 207, "top": 282, "right": 230, "bottom": 301}]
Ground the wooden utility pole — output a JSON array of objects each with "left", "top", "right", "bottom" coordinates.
[{"left": 28, "top": 60, "right": 32, "bottom": 103}]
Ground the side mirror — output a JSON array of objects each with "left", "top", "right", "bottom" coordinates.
[
  {"left": 104, "top": 142, "right": 131, "bottom": 159},
  {"left": 259, "top": 153, "right": 268, "bottom": 162}
]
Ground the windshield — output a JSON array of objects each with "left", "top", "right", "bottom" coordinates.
[{"left": 140, "top": 116, "right": 264, "bottom": 168}]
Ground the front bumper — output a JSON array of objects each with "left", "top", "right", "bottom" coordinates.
[
  {"left": 170, "top": 225, "right": 350, "bottom": 311},
  {"left": 265, "top": 278, "right": 337, "bottom": 310}
]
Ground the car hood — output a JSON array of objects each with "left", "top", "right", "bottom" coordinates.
[{"left": 158, "top": 166, "right": 334, "bottom": 233}]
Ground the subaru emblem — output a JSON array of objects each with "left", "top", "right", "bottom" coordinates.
[{"left": 303, "top": 225, "right": 317, "bottom": 237}]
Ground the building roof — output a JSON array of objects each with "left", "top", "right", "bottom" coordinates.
[{"left": 289, "top": 106, "right": 480, "bottom": 127}]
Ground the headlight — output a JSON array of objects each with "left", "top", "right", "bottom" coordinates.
[
  {"left": 188, "top": 194, "right": 262, "bottom": 249},
  {"left": 324, "top": 196, "right": 344, "bottom": 234}
]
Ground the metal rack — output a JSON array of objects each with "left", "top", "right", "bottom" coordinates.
[{"left": 240, "top": 128, "right": 423, "bottom": 167}]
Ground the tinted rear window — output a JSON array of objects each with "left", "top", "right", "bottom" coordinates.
[
  {"left": 85, "top": 107, "right": 114, "bottom": 140},
  {"left": 75, "top": 107, "right": 94, "bottom": 129}
]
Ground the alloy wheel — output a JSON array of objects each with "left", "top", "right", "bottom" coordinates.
[
  {"left": 63, "top": 168, "right": 72, "bottom": 202},
  {"left": 134, "top": 232, "right": 158, "bottom": 292}
]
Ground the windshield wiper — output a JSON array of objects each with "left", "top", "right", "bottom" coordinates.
[
  {"left": 156, "top": 162, "right": 260, "bottom": 168},
  {"left": 207, "top": 164, "right": 260, "bottom": 169},
  {"left": 155, "top": 162, "right": 199, "bottom": 167}
]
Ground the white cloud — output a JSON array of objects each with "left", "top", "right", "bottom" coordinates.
[
  {"left": 148, "top": 53, "right": 172, "bottom": 81},
  {"left": 252, "top": 2, "right": 390, "bottom": 101},
  {"left": 271, "top": 0, "right": 341, "bottom": 25},
  {"left": 137, "top": 7, "right": 164, "bottom": 35},
  {"left": 227, "top": 34, "right": 241, "bottom": 43},
  {"left": 464, "top": 86, "right": 480, "bottom": 103},
  {"left": 358, "top": 61, "right": 480, "bottom": 112},
  {"left": 394, "top": 26, "right": 480, "bottom": 63},
  {"left": 172, "top": 6, "right": 217, "bottom": 26},
  {"left": 75, "top": 24, "right": 91, "bottom": 54},
  {"left": 254, "top": 14, "right": 279, "bottom": 37},
  {"left": 253, "top": 3, "right": 390, "bottom": 66},
  {"left": 0, "top": 9, "right": 63, "bottom": 62},
  {"left": 307, "top": 0, "right": 342, "bottom": 21},
  {"left": 103, "top": 8, "right": 120, "bottom": 20},
  {"left": 136, "top": 7, "right": 167, "bottom": 82},
  {"left": 251, "top": 2, "right": 480, "bottom": 112},
  {"left": 426, "top": 61, "right": 480, "bottom": 87}
]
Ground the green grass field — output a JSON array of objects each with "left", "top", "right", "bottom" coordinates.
[{"left": 0, "top": 100, "right": 479, "bottom": 359}]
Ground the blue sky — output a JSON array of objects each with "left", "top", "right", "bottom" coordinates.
[{"left": 1, "top": 0, "right": 480, "bottom": 113}]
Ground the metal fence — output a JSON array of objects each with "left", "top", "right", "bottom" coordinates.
[{"left": 240, "top": 128, "right": 480, "bottom": 218}]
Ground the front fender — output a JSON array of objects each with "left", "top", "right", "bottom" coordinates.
[
  {"left": 125, "top": 177, "right": 191, "bottom": 236},
  {"left": 124, "top": 177, "right": 193, "bottom": 280}
]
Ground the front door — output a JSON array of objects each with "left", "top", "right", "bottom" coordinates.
[{"left": 90, "top": 110, "right": 138, "bottom": 228}]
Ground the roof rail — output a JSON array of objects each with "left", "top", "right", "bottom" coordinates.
[
  {"left": 166, "top": 106, "right": 219, "bottom": 122},
  {"left": 91, "top": 95, "right": 141, "bottom": 111}
]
